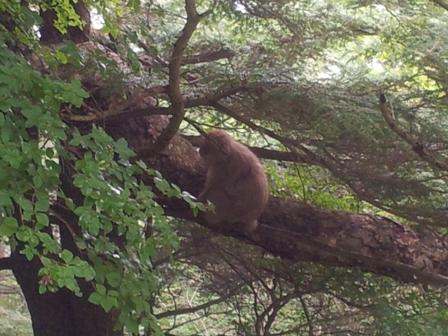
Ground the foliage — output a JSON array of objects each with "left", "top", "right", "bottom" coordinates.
[
  {"left": 1, "top": 0, "right": 448, "bottom": 335},
  {"left": 0, "top": 9, "right": 198, "bottom": 334}
]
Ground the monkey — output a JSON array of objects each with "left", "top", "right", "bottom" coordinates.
[{"left": 198, "top": 130, "right": 269, "bottom": 235}]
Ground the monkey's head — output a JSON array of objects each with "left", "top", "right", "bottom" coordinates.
[{"left": 199, "top": 130, "right": 234, "bottom": 165}]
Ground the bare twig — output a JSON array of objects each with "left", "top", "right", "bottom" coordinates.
[
  {"left": 183, "top": 117, "right": 208, "bottom": 136},
  {"left": 155, "top": 289, "right": 237, "bottom": 319},
  {"left": 379, "top": 93, "right": 448, "bottom": 172}
]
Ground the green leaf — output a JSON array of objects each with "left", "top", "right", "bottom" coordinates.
[
  {"left": 88, "top": 292, "right": 102, "bottom": 305},
  {"left": 115, "top": 137, "right": 134, "bottom": 160},
  {"left": 0, "top": 191, "right": 12, "bottom": 207},
  {"left": 154, "top": 177, "right": 172, "bottom": 195},
  {"left": 37, "top": 232, "right": 60, "bottom": 253},
  {"left": 38, "top": 284, "right": 47, "bottom": 294},
  {"left": 16, "top": 227, "right": 31, "bottom": 242},
  {"left": 0, "top": 217, "right": 18, "bottom": 236},
  {"left": 102, "top": 296, "right": 118, "bottom": 312},
  {"left": 62, "top": 80, "right": 88, "bottom": 107},
  {"left": 74, "top": 262, "right": 95, "bottom": 281},
  {"left": 35, "top": 194, "right": 50, "bottom": 212},
  {"left": 61, "top": 250, "right": 74, "bottom": 263},
  {"left": 22, "top": 245, "right": 35, "bottom": 260},
  {"left": 33, "top": 174, "right": 43, "bottom": 188},
  {"left": 106, "top": 271, "right": 122, "bottom": 288},
  {"left": 17, "top": 197, "right": 33, "bottom": 212},
  {"left": 36, "top": 213, "right": 49, "bottom": 227},
  {"left": 96, "top": 284, "right": 106, "bottom": 295},
  {"left": 45, "top": 147, "right": 55, "bottom": 158}
]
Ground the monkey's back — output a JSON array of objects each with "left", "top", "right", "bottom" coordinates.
[
  {"left": 224, "top": 142, "right": 269, "bottom": 223},
  {"left": 199, "top": 130, "right": 269, "bottom": 234}
]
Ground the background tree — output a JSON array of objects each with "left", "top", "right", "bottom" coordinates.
[{"left": 1, "top": 0, "right": 448, "bottom": 335}]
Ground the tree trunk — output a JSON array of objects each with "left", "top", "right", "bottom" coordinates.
[{"left": 12, "top": 253, "right": 121, "bottom": 336}]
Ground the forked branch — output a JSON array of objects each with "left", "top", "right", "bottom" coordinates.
[{"left": 152, "top": 0, "right": 201, "bottom": 151}]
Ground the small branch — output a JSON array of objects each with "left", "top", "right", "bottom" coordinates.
[
  {"left": 183, "top": 117, "right": 208, "bottom": 136},
  {"left": 152, "top": 0, "right": 201, "bottom": 151},
  {"left": 186, "top": 85, "right": 254, "bottom": 107},
  {"left": 213, "top": 102, "right": 326, "bottom": 167},
  {"left": 261, "top": 295, "right": 294, "bottom": 334},
  {"left": 155, "top": 290, "right": 236, "bottom": 319},
  {"left": 213, "top": 102, "right": 293, "bottom": 145},
  {"left": 299, "top": 296, "right": 314, "bottom": 336},
  {"left": 184, "top": 134, "right": 314, "bottom": 164},
  {"left": 0, "top": 257, "right": 14, "bottom": 270},
  {"left": 62, "top": 106, "right": 171, "bottom": 123},
  {"left": 181, "top": 48, "right": 235, "bottom": 65},
  {"left": 326, "top": 290, "right": 373, "bottom": 309},
  {"left": 64, "top": 84, "right": 262, "bottom": 124},
  {"left": 379, "top": 93, "right": 448, "bottom": 172},
  {"left": 105, "top": 84, "right": 258, "bottom": 122},
  {"left": 102, "top": 106, "right": 170, "bottom": 123}
]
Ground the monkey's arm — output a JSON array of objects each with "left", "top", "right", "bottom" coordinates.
[
  {"left": 198, "top": 168, "right": 217, "bottom": 201},
  {"left": 199, "top": 167, "right": 235, "bottom": 202}
]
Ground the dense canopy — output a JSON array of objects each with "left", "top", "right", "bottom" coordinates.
[{"left": 1, "top": 0, "right": 448, "bottom": 335}]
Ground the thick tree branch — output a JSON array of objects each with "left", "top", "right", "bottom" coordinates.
[
  {"left": 379, "top": 93, "right": 448, "bottom": 172},
  {"left": 152, "top": 0, "right": 201, "bottom": 151},
  {"left": 149, "top": 136, "right": 448, "bottom": 287}
]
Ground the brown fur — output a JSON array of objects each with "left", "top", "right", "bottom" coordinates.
[{"left": 198, "top": 130, "right": 269, "bottom": 235}]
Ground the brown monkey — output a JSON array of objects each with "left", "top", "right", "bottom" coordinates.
[{"left": 198, "top": 130, "right": 269, "bottom": 235}]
